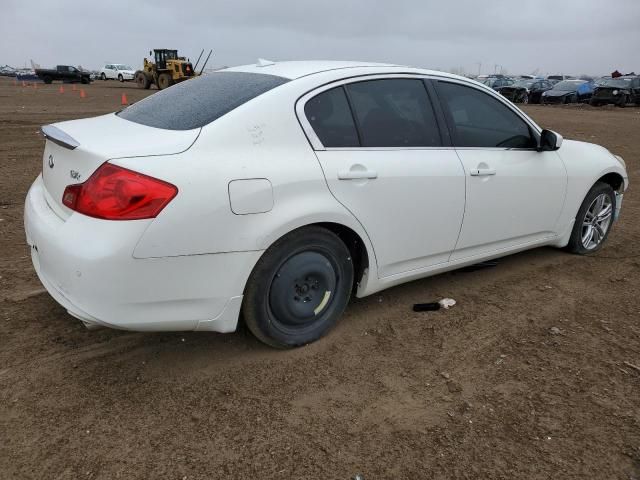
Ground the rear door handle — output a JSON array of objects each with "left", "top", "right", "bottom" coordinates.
[
  {"left": 338, "top": 170, "right": 378, "bottom": 180},
  {"left": 470, "top": 168, "right": 496, "bottom": 176}
]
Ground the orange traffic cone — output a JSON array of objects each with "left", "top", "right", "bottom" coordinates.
[
  {"left": 72, "top": 84, "right": 77, "bottom": 91},
  {"left": 59, "top": 85, "right": 65, "bottom": 94},
  {"left": 22, "top": 81, "right": 26, "bottom": 87},
  {"left": 120, "top": 93, "right": 128, "bottom": 106},
  {"left": 80, "top": 88, "right": 86, "bottom": 99}
]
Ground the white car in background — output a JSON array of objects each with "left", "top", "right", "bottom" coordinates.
[
  {"left": 100, "top": 64, "right": 135, "bottom": 82},
  {"left": 25, "top": 61, "right": 628, "bottom": 348}
]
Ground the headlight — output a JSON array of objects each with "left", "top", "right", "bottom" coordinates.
[
  {"left": 613, "top": 90, "right": 619, "bottom": 95},
  {"left": 542, "top": 91, "right": 548, "bottom": 96}
]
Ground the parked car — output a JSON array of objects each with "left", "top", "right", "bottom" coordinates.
[
  {"left": 541, "top": 80, "right": 594, "bottom": 104},
  {"left": 25, "top": 61, "right": 628, "bottom": 348},
  {"left": 35, "top": 65, "right": 91, "bottom": 84},
  {"left": 482, "top": 76, "right": 515, "bottom": 90},
  {"left": 547, "top": 75, "right": 575, "bottom": 82},
  {"left": 100, "top": 64, "right": 136, "bottom": 82},
  {"left": 497, "top": 79, "right": 554, "bottom": 104},
  {"left": 590, "top": 76, "right": 640, "bottom": 107}
]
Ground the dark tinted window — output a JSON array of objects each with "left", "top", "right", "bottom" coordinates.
[
  {"left": 346, "top": 79, "right": 441, "bottom": 147},
  {"left": 118, "top": 71, "right": 289, "bottom": 130},
  {"left": 436, "top": 81, "right": 536, "bottom": 149},
  {"left": 304, "top": 87, "right": 359, "bottom": 147}
]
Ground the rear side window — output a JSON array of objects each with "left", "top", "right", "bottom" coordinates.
[
  {"left": 346, "top": 79, "right": 441, "bottom": 147},
  {"left": 304, "top": 87, "right": 359, "bottom": 147},
  {"left": 436, "top": 81, "right": 536, "bottom": 149},
  {"left": 118, "top": 71, "right": 289, "bottom": 130}
]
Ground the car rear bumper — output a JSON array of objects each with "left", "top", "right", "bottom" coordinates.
[{"left": 24, "top": 175, "right": 261, "bottom": 332}]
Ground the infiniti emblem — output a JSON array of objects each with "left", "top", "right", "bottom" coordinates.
[{"left": 48, "top": 154, "right": 54, "bottom": 169}]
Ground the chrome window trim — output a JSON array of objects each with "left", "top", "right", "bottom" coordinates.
[{"left": 295, "top": 72, "right": 543, "bottom": 151}]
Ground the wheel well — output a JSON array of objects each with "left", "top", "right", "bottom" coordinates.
[
  {"left": 597, "top": 172, "right": 624, "bottom": 192},
  {"left": 315, "top": 222, "right": 370, "bottom": 292}
]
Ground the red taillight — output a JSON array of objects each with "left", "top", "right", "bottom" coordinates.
[{"left": 62, "top": 163, "right": 178, "bottom": 220}]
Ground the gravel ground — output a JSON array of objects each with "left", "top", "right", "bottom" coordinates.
[{"left": 1, "top": 77, "right": 639, "bottom": 479}]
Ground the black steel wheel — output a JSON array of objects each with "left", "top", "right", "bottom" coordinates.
[{"left": 243, "top": 226, "right": 354, "bottom": 348}]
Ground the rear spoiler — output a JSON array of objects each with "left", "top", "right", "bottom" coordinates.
[{"left": 41, "top": 125, "right": 80, "bottom": 150}]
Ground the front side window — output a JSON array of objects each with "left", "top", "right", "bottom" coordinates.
[
  {"left": 304, "top": 87, "right": 359, "bottom": 148},
  {"left": 346, "top": 79, "right": 441, "bottom": 147},
  {"left": 436, "top": 81, "right": 536, "bottom": 149},
  {"left": 437, "top": 82, "right": 536, "bottom": 148}
]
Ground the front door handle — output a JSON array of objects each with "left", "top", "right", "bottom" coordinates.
[
  {"left": 470, "top": 168, "right": 496, "bottom": 176},
  {"left": 338, "top": 170, "right": 378, "bottom": 180}
]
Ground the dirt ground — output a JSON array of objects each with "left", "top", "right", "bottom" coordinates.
[{"left": 1, "top": 77, "right": 639, "bottom": 480}]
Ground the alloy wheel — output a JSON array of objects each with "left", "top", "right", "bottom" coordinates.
[{"left": 581, "top": 193, "right": 613, "bottom": 250}]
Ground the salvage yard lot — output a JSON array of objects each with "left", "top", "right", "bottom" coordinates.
[{"left": 1, "top": 77, "right": 639, "bottom": 479}]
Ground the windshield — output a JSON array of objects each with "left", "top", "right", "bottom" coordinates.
[
  {"left": 116, "top": 65, "right": 133, "bottom": 70},
  {"left": 599, "top": 78, "right": 633, "bottom": 88},
  {"left": 117, "top": 71, "right": 290, "bottom": 130},
  {"left": 553, "top": 81, "right": 582, "bottom": 91},
  {"left": 482, "top": 78, "right": 497, "bottom": 86}
]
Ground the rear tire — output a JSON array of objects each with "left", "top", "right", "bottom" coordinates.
[
  {"left": 243, "top": 227, "right": 354, "bottom": 348},
  {"left": 566, "top": 182, "right": 616, "bottom": 255},
  {"left": 157, "top": 73, "right": 174, "bottom": 90}
]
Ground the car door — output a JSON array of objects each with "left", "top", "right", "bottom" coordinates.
[
  {"left": 299, "top": 77, "right": 466, "bottom": 277},
  {"left": 433, "top": 80, "right": 567, "bottom": 261}
]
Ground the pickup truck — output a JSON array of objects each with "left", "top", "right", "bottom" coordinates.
[{"left": 35, "top": 65, "right": 91, "bottom": 84}]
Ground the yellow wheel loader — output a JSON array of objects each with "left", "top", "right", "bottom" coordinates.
[{"left": 135, "top": 49, "right": 212, "bottom": 90}]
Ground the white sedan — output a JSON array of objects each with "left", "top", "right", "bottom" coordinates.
[
  {"left": 25, "top": 61, "right": 628, "bottom": 348},
  {"left": 99, "top": 64, "right": 135, "bottom": 82}
]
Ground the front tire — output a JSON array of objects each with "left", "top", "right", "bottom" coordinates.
[
  {"left": 100, "top": 73, "right": 107, "bottom": 81},
  {"left": 566, "top": 182, "right": 616, "bottom": 254},
  {"left": 243, "top": 227, "right": 354, "bottom": 348},
  {"left": 135, "top": 71, "right": 150, "bottom": 89},
  {"left": 118, "top": 74, "right": 124, "bottom": 82}
]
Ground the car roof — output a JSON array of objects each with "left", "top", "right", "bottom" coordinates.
[{"left": 223, "top": 60, "right": 446, "bottom": 80}]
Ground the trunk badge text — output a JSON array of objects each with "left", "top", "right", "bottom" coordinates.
[
  {"left": 70, "top": 170, "right": 82, "bottom": 181},
  {"left": 48, "top": 154, "right": 54, "bottom": 169}
]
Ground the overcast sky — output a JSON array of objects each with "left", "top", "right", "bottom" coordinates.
[{"left": 2, "top": 0, "right": 639, "bottom": 76}]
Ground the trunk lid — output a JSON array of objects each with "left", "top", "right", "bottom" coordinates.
[{"left": 40, "top": 113, "right": 199, "bottom": 217}]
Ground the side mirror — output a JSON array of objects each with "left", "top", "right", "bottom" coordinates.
[
  {"left": 538, "top": 129, "right": 563, "bottom": 152},
  {"left": 149, "top": 50, "right": 153, "bottom": 56}
]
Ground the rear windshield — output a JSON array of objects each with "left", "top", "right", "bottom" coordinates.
[{"left": 117, "top": 71, "right": 289, "bottom": 130}]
